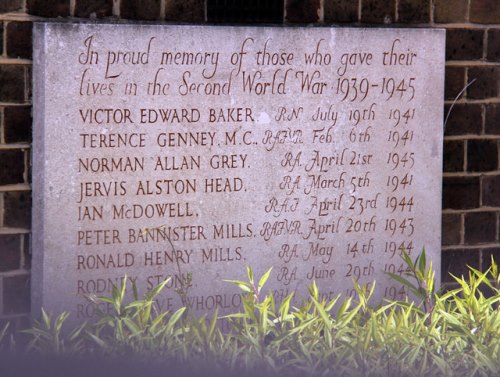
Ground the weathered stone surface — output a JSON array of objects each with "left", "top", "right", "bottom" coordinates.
[{"left": 32, "top": 23, "right": 444, "bottom": 323}]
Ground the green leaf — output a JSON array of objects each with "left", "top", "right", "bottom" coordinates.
[{"left": 258, "top": 268, "right": 272, "bottom": 291}]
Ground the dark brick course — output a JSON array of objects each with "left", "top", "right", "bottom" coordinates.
[
  {"left": 3, "top": 106, "right": 32, "bottom": 144},
  {"left": 27, "top": 0, "right": 70, "bottom": 17},
  {"left": 485, "top": 104, "right": 500, "bottom": 135},
  {"left": 6, "top": 22, "right": 32, "bottom": 60},
  {"left": 121, "top": 0, "right": 160, "bottom": 20},
  {"left": 286, "top": 0, "right": 320, "bottom": 23},
  {"left": 446, "top": 29, "right": 484, "bottom": 61},
  {"left": 324, "top": 0, "right": 358, "bottom": 23},
  {"left": 442, "top": 249, "right": 480, "bottom": 282},
  {"left": 3, "top": 191, "right": 31, "bottom": 229},
  {"left": 482, "top": 175, "right": 500, "bottom": 207},
  {"left": 0, "top": 235, "right": 21, "bottom": 272},
  {"left": 0, "top": 0, "right": 23, "bottom": 13},
  {"left": 398, "top": 0, "right": 429, "bottom": 23},
  {"left": 361, "top": 0, "right": 394, "bottom": 24},
  {"left": 443, "top": 177, "right": 480, "bottom": 210},
  {"left": 487, "top": 29, "right": 500, "bottom": 62},
  {"left": 0, "top": 150, "right": 25, "bottom": 185},
  {"left": 443, "top": 140, "right": 464, "bottom": 172},
  {"left": 442, "top": 213, "right": 462, "bottom": 246},
  {"left": 3, "top": 274, "right": 30, "bottom": 315},
  {"left": 434, "top": 0, "right": 468, "bottom": 23},
  {"left": 467, "top": 140, "right": 498, "bottom": 172},
  {"left": 444, "top": 104, "right": 482, "bottom": 136},
  {"left": 0, "top": 66, "right": 26, "bottom": 103},
  {"left": 75, "top": 0, "right": 113, "bottom": 18},
  {"left": 445, "top": 66, "right": 466, "bottom": 101},
  {"left": 470, "top": 0, "right": 500, "bottom": 24},
  {"left": 467, "top": 67, "right": 500, "bottom": 99},
  {"left": 464, "top": 211, "right": 497, "bottom": 244},
  {"left": 165, "top": 0, "right": 204, "bottom": 22}
]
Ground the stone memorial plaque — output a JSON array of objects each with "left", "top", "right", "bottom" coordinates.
[{"left": 32, "top": 23, "right": 445, "bottom": 322}]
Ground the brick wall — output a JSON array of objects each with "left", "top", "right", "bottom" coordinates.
[{"left": 0, "top": 0, "right": 498, "bottom": 327}]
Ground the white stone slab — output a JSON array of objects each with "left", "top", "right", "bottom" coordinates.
[{"left": 32, "top": 23, "right": 445, "bottom": 323}]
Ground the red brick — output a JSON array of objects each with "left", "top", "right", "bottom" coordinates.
[
  {"left": 398, "top": 0, "right": 429, "bottom": 23},
  {"left": 0, "top": 65, "right": 26, "bottom": 103},
  {"left": 0, "top": 150, "right": 25, "bottom": 185},
  {"left": 324, "top": 0, "right": 358, "bottom": 23},
  {"left": 442, "top": 213, "right": 461, "bottom": 246},
  {"left": 482, "top": 247, "right": 500, "bottom": 270},
  {"left": 446, "top": 29, "right": 484, "bottom": 61},
  {"left": 0, "top": 23, "right": 3, "bottom": 55},
  {"left": 470, "top": 0, "right": 500, "bottom": 24},
  {"left": 4, "top": 191, "right": 31, "bottom": 229},
  {"left": 75, "top": 0, "right": 113, "bottom": 18},
  {"left": 3, "top": 274, "right": 30, "bottom": 315},
  {"left": 434, "top": 0, "right": 468, "bottom": 23},
  {"left": 23, "top": 234, "right": 31, "bottom": 270},
  {"left": 485, "top": 104, "right": 500, "bottom": 135},
  {"left": 207, "top": 0, "right": 283, "bottom": 23},
  {"left": 445, "top": 66, "right": 466, "bottom": 101},
  {"left": 121, "top": 0, "right": 161, "bottom": 20},
  {"left": 443, "top": 177, "right": 480, "bottom": 210},
  {"left": 482, "top": 175, "right": 500, "bottom": 207},
  {"left": 464, "top": 211, "right": 497, "bottom": 244},
  {"left": 444, "top": 103, "right": 482, "bottom": 136},
  {"left": 361, "top": 0, "right": 395, "bottom": 23},
  {"left": 442, "top": 249, "right": 480, "bottom": 282},
  {"left": 443, "top": 140, "right": 464, "bottom": 172},
  {"left": 467, "top": 67, "right": 500, "bottom": 99},
  {"left": 0, "top": 0, "right": 23, "bottom": 12},
  {"left": 165, "top": 0, "right": 204, "bottom": 22},
  {"left": 0, "top": 235, "right": 21, "bottom": 272},
  {"left": 286, "top": 0, "right": 320, "bottom": 23},
  {"left": 3, "top": 106, "right": 32, "bottom": 144},
  {"left": 27, "top": 0, "right": 70, "bottom": 17},
  {"left": 6, "top": 22, "right": 32, "bottom": 60},
  {"left": 467, "top": 139, "right": 498, "bottom": 172},
  {"left": 487, "top": 29, "right": 500, "bottom": 62}
]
